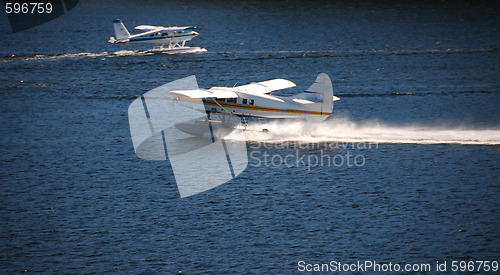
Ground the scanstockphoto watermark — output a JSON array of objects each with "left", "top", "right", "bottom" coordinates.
[
  {"left": 248, "top": 141, "right": 378, "bottom": 169},
  {"left": 297, "top": 260, "right": 499, "bottom": 273}
]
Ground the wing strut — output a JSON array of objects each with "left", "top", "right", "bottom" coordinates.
[{"left": 210, "top": 100, "right": 248, "bottom": 130}]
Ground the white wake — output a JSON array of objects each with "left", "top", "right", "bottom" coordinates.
[{"left": 226, "top": 118, "right": 500, "bottom": 145}]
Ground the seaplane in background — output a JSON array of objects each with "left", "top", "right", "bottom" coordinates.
[
  {"left": 109, "top": 19, "right": 206, "bottom": 53},
  {"left": 169, "top": 73, "right": 340, "bottom": 136}
]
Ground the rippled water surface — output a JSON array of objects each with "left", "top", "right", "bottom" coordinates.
[{"left": 1, "top": 0, "right": 499, "bottom": 273}]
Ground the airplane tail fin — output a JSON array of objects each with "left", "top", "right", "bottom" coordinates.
[
  {"left": 113, "top": 19, "right": 131, "bottom": 41},
  {"left": 306, "top": 73, "right": 338, "bottom": 116},
  {"left": 292, "top": 73, "right": 339, "bottom": 122}
]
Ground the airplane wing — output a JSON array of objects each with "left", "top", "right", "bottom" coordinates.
[
  {"left": 256, "top": 79, "right": 296, "bottom": 91},
  {"left": 235, "top": 79, "right": 296, "bottom": 94},
  {"left": 135, "top": 25, "right": 165, "bottom": 31},
  {"left": 169, "top": 89, "right": 238, "bottom": 99},
  {"left": 135, "top": 25, "right": 196, "bottom": 32}
]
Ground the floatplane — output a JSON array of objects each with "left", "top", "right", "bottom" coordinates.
[
  {"left": 169, "top": 73, "right": 340, "bottom": 137},
  {"left": 109, "top": 19, "right": 206, "bottom": 53}
]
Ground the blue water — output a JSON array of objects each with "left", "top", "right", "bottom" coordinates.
[{"left": 1, "top": 0, "right": 499, "bottom": 273}]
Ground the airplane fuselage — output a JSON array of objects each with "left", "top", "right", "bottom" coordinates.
[
  {"left": 170, "top": 74, "right": 338, "bottom": 126},
  {"left": 127, "top": 30, "right": 198, "bottom": 44},
  {"left": 202, "top": 90, "right": 332, "bottom": 121},
  {"left": 111, "top": 20, "right": 199, "bottom": 46}
]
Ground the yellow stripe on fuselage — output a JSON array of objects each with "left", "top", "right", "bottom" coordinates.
[{"left": 203, "top": 100, "right": 331, "bottom": 116}]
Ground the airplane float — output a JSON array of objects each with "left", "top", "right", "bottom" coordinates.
[
  {"left": 169, "top": 73, "right": 340, "bottom": 136},
  {"left": 109, "top": 19, "right": 205, "bottom": 53}
]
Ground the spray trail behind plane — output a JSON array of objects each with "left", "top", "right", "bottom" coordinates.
[{"left": 227, "top": 118, "right": 500, "bottom": 145}]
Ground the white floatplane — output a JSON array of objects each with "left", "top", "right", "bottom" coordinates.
[
  {"left": 109, "top": 19, "right": 205, "bottom": 53},
  {"left": 169, "top": 73, "right": 340, "bottom": 136}
]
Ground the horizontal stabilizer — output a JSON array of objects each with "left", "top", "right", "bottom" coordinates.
[
  {"left": 293, "top": 98, "right": 318, "bottom": 104},
  {"left": 169, "top": 89, "right": 238, "bottom": 99}
]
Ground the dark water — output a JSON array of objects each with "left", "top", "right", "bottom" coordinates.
[{"left": 1, "top": 0, "right": 499, "bottom": 273}]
